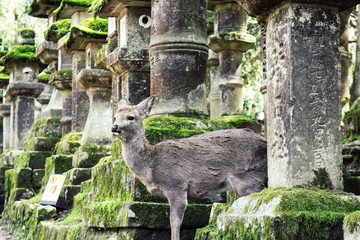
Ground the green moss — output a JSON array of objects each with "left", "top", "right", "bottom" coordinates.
[
  {"left": 64, "top": 17, "right": 108, "bottom": 48},
  {"left": 345, "top": 211, "right": 360, "bottom": 233},
  {"left": 55, "top": 132, "right": 82, "bottom": 155},
  {"left": 32, "top": 116, "right": 62, "bottom": 138},
  {"left": 0, "top": 45, "right": 38, "bottom": 65},
  {"left": 44, "top": 19, "right": 71, "bottom": 41},
  {"left": 73, "top": 142, "right": 111, "bottom": 168},
  {"left": 0, "top": 72, "right": 9, "bottom": 82},
  {"left": 144, "top": 115, "right": 260, "bottom": 144},
  {"left": 344, "top": 99, "right": 360, "bottom": 136},
  {"left": 20, "top": 29, "right": 36, "bottom": 39},
  {"left": 53, "top": 0, "right": 95, "bottom": 20},
  {"left": 216, "top": 188, "right": 360, "bottom": 240},
  {"left": 88, "top": 0, "right": 107, "bottom": 14},
  {"left": 38, "top": 74, "right": 50, "bottom": 83},
  {"left": 310, "top": 168, "right": 333, "bottom": 189}
]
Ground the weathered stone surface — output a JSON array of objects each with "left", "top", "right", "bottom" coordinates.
[
  {"left": 69, "top": 168, "right": 91, "bottom": 185},
  {"left": 55, "top": 132, "right": 82, "bottom": 155},
  {"left": 42, "top": 88, "right": 63, "bottom": 118},
  {"left": 216, "top": 188, "right": 360, "bottom": 239},
  {"left": 14, "top": 151, "right": 52, "bottom": 169},
  {"left": 5, "top": 82, "right": 44, "bottom": 100},
  {"left": 36, "top": 41, "right": 58, "bottom": 65},
  {"left": 265, "top": 3, "right": 342, "bottom": 189},
  {"left": 235, "top": 0, "right": 360, "bottom": 17},
  {"left": 28, "top": 0, "right": 61, "bottom": 18},
  {"left": 64, "top": 185, "right": 81, "bottom": 208},
  {"left": 24, "top": 137, "right": 60, "bottom": 152},
  {"left": 83, "top": 201, "right": 211, "bottom": 229},
  {"left": 149, "top": 0, "right": 208, "bottom": 116},
  {"left": 32, "top": 169, "right": 45, "bottom": 190},
  {"left": 1, "top": 150, "right": 23, "bottom": 167},
  {"left": 72, "top": 143, "right": 111, "bottom": 168}
]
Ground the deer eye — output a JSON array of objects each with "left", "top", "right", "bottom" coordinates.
[
  {"left": 126, "top": 116, "right": 135, "bottom": 121},
  {"left": 113, "top": 117, "right": 116, "bottom": 122}
]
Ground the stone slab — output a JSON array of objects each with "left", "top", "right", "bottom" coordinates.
[{"left": 83, "top": 201, "right": 212, "bottom": 229}]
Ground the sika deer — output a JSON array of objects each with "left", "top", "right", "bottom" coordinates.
[{"left": 112, "top": 96, "right": 267, "bottom": 240}]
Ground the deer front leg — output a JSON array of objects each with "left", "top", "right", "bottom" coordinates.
[{"left": 167, "top": 191, "right": 187, "bottom": 240}]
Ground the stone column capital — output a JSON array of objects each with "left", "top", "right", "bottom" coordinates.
[{"left": 4, "top": 82, "right": 44, "bottom": 101}]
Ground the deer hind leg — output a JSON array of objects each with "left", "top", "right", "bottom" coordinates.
[
  {"left": 227, "top": 176, "right": 262, "bottom": 197},
  {"left": 167, "top": 191, "right": 187, "bottom": 240}
]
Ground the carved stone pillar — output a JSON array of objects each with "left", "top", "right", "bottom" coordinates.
[
  {"left": 208, "top": 50, "right": 221, "bottom": 119},
  {"left": 235, "top": 0, "right": 360, "bottom": 189},
  {"left": 149, "top": 0, "right": 208, "bottom": 116},
  {"left": 0, "top": 104, "right": 10, "bottom": 152},
  {"left": 209, "top": 2, "right": 255, "bottom": 116}
]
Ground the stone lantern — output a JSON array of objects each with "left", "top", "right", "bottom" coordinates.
[
  {"left": 52, "top": 0, "right": 93, "bottom": 132},
  {"left": 234, "top": 0, "right": 360, "bottom": 189},
  {"left": 208, "top": 1, "right": 255, "bottom": 116},
  {"left": 2, "top": 30, "right": 45, "bottom": 149},
  {"left": 66, "top": 18, "right": 113, "bottom": 145}
]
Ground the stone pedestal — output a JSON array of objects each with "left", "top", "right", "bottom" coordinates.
[
  {"left": 107, "top": 5, "right": 151, "bottom": 112},
  {"left": 209, "top": 2, "right": 255, "bottom": 116},
  {"left": 0, "top": 104, "right": 10, "bottom": 151},
  {"left": 76, "top": 69, "right": 112, "bottom": 145},
  {"left": 4, "top": 82, "right": 44, "bottom": 149},
  {"left": 208, "top": 50, "right": 221, "bottom": 119},
  {"left": 50, "top": 70, "right": 72, "bottom": 136},
  {"left": 235, "top": 0, "right": 360, "bottom": 189},
  {"left": 149, "top": 0, "right": 208, "bottom": 116}
]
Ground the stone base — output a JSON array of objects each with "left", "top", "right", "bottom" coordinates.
[
  {"left": 14, "top": 151, "right": 52, "bottom": 169},
  {"left": 24, "top": 137, "right": 61, "bottom": 152},
  {"left": 83, "top": 201, "right": 211, "bottom": 229},
  {"left": 72, "top": 143, "right": 111, "bottom": 168},
  {"left": 214, "top": 188, "right": 360, "bottom": 240}
]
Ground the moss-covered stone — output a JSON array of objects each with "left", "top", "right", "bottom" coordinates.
[
  {"left": 32, "top": 169, "right": 45, "bottom": 190},
  {"left": 63, "top": 17, "right": 108, "bottom": 48},
  {"left": 144, "top": 115, "right": 261, "bottom": 144},
  {"left": 83, "top": 201, "right": 211, "bottom": 229},
  {"left": 53, "top": 0, "right": 95, "bottom": 20},
  {"left": 0, "top": 45, "right": 39, "bottom": 65},
  {"left": 344, "top": 211, "right": 360, "bottom": 234},
  {"left": 212, "top": 188, "right": 360, "bottom": 240},
  {"left": 72, "top": 142, "right": 111, "bottom": 168},
  {"left": 24, "top": 137, "right": 61, "bottom": 152},
  {"left": 44, "top": 19, "right": 71, "bottom": 41},
  {"left": 344, "top": 98, "right": 360, "bottom": 136},
  {"left": 55, "top": 132, "right": 82, "bottom": 155},
  {"left": 14, "top": 151, "right": 52, "bottom": 169},
  {"left": 38, "top": 74, "right": 50, "bottom": 83},
  {"left": 41, "top": 155, "right": 73, "bottom": 191},
  {"left": 32, "top": 117, "right": 62, "bottom": 138}
]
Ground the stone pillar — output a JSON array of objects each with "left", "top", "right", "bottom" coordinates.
[
  {"left": 4, "top": 82, "right": 44, "bottom": 149},
  {"left": 209, "top": 2, "right": 255, "bottom": 116},
  {"left": 340, "top": 8, "right": 354, "bottom": 116},
  {"left": 149, "top": 0, "right": 208, "bottom": 116},
  {"left": 76, "top": 42, "right": 113, "bottom": 145},
  {"left": 0, "top": 104, "right": 10, "bottom": 151},
  {"left": 107, "top": 4, "right": 151, "bottom": 112},
  {"left": 36, "top": 40, "right": 63, "bottom": 118},
  {"left": 235, "top": 0, "right": 359, "bottom": 189},
  {"left": 208, "top": 50, "right": 221, "bottom": 119}
]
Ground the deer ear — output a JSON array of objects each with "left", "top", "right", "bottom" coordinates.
[
  {"left": 118, "top": 99, "right": 129, "bottom": 109},
  {"left": 138, "top": 96, "right": 155, "bottom": 117}
]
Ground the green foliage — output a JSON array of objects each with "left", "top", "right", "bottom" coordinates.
[
  {"left": 53, "top": 0, "right": 95, "bottom": 19},
  {"left": 88, "top": 0, "right": 108, "bottom": 14},
  {"left": 44, "top": 19, "right": 71, "bottom": 40},
  {"left": 0, "top": 45, "right": 38, "bottom": 65},
  {"left": 344, "top": 211, "right": 360, "bottom": 233},
  {"left": 242, "top": 17, "right": 264, "bottom": 119}
]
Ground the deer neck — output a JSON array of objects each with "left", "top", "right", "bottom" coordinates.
[{"left": 122, "top": 132, "right": 152, "bottom": 178}]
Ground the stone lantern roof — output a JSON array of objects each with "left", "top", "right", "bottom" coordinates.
[
  {"left": 0, "top": 45, "right": 45, "bottom": 71},
  {"left": 44, "top": 19, "right": 71, "bottom": 43},
  {"left": 235, "top": 0, "right": 360, "bottom": 17},
  {"left": 62, "top": 17, "right": 108, "bottom": 51},
  {"left": 89, "top": 0, "right": 150, "bottom": 17},
  {"left": 52, "top": 0, "right": 96, "bottom": 20},
  {"left": 26, "top": 0, "right": 61, "bottom": 18}
]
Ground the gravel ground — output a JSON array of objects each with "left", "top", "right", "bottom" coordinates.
[{"left": 0, "top": 225, "right": 15, "bottom": 240}]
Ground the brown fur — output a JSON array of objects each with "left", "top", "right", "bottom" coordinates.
[{"left": 112, "top": 97, "right": 267, "bottom": 240}]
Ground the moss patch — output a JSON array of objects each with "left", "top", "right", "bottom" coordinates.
[
  {"left": 216, "top": 188, "right": 360, "bottom": 240},
  {"left": 44, "top": 19, "right": 71, "bottom": 41},
  {"left": 53, "top": 0, "right": 95, "bottom": 20},
  {"left": 0, "top": 45, "right": 39, "bottom": 65},
  {"left": 32, "top": 117, "right": 62, "bottom": 138},
  {"left": 344, "top": 98, "right": 360, "bottom": 136},
  {"left": 144, "top": 115, "right": 260, "bottom": 144},
  {"left": 344, "top": 211, "right": 360, "bottom": 233},
  {"left": 51, "top": 69, "right": 72, "bottom": 80},
  {"left": 38, "top": 74, "right": 50, "bottom": 83},
  {"left": 88, "top": 0, "right": 107, "bottom": 14}
]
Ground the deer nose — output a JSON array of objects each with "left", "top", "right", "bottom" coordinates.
[{"left": 112, "top": 125, "right": 119, "bottom": 132}]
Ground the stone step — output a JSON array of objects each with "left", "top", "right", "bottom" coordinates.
[
  {"left": 64, "top": 185, "right": 81, "bottom": 209},
  {"left": 24, "top": 137, "right": 61, "bottom": 152},
  {"left": 32, "top": 116, "right": 62, "bottom": 138},
  {"left": 69, "top": 168, "right": 91, "bottom": 185},
  {"left": 344, "top": 176, "right": 360, "bottom": 195},
  {"left": 42, "top": 155, "right": 73, "bottom": 189},
  {"left": 55, "top": 132, "right": 82, "bottom": 155},
  {"left": 1, "top": 150, "right": 23, "bottom": 167},
  {"left": 83, "top": 201, "right": 212, "bottom": 229},
  {"left": 32, "top": 169, "right": 45, "bottom": 190},
  {"left": 14, "top": 151, "right": 52, "bottom": 169}
]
